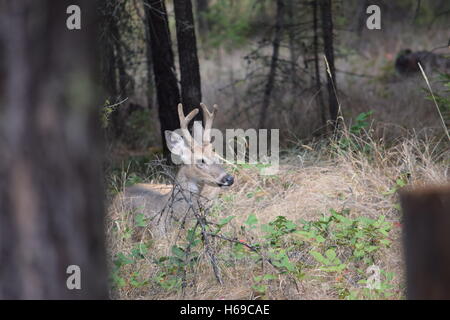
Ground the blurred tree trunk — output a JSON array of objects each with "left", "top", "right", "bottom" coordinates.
[
  {"left": 0, "top": 0, "right": 108, "bottom": 299},
  {"left": 400, "top": 186, "right": 450, "bottom": 299},
  {"left": 144, "top": 0, "right": 181, "bottom": 158},
  {"left": 196, "top": 0, "right": 209, "bottom": 34},
  {"left": 312, "top": 0, "right": 326, "bottom": 127},
  {"left": 320, "top": 0, "right": 339, "bottom": 128},
  {"left": 174, "top": 0, "right": 203, "bottom": 124},
  {"left": 258, "top": 0, "right": 285, "bottom": 130}
]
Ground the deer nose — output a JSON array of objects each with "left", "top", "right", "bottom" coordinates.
[{"left": 221, "top": 174, "right": 234, "bottom": 186}]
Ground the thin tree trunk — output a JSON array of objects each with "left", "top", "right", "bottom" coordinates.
[
  {"left": 143, "top": 5, "right": 156, "bottom": 109},
  {"left": 174, "top": 0, "right": 203, "bottom": 124},
  {"left": 100, "top": 1, "right": 118, "bottom": 100},
  {"left": 144, "top": 0, "right": 181, "bottom": 158},
  {"left": 313, "top": 0, "right": 326, "bottom": 127},
  {"left": 0, "top": 0, "right": 108, "bottom": 299},
  {"left": 320, "top": 0, "right": 339, "bottom": 128},
  {"left": 287, "top": 0, "right": 298, "bottom": 94},
  {"left": 258, "top": 0, "right": 285, "bottom": 130},
  {"left": 109, "top": 6, "right": 129, "bottom": 139},
  {"left": 100, "top": 0, "right": 130, "bottom": 140},
  {"left": 196, "top": 0, "right": 209, "bottom": 34}
]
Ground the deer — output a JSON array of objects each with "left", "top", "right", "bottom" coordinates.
[{"left": 112, "top": 103, "right": 234, "bottom": 238}]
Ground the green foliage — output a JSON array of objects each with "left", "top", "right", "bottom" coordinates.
[
  {"left": 310, "top": 248, "right": 346, "bottom": 273},
  {"left": 425, "top": 73, "right": 450, "bottom": 129},
  {"left": 152, "top": 227, "right": 202, "bottom": 291},
  {"left": 204, "top": 0, "right": 266, "bottom": 49},
  {"left": 346, "top": 269, "right": 396, "bottom": 300},
  {"left": 122, "top": 108, "right": 154, "bottom": 149},
  {"left": 301, "top": 209, "right": 392, "bottom": 265},
  {"left": 110, "top": 242, "right": 150, "bottom": 289},
  {"left": 109, "top": 196, "right": 396, "bottom": 298},
  {"left": 100, "top": 99, "right": 118, "bottom": 129},
  {"left": 350, "top": 111, "right": 374, "bottom": 135},
  {"left": 337, "top": 111, "right": 374, "bottom": 154}
]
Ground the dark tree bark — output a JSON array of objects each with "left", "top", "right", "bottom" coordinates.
[
  {"left": 258, "top": 0, "right": 285, "bottom": 130},
  {"left": 312, "top": 0, "right": 326, "bottom": 127},
  {"left": 320, "top": 0, "right": 339, "bottom": 128},
  {"left": 144, "top": 0, "right": 182, "bottom": 158},
  {"left": 287, "top": 0, "right": 299, "bottom": 94},
  {"left": 0, "top": 0, "right": 108, "bottom": 299},
  {"left": 143, "top": 4, "right": 156, "bottom": 110},
  {"left": 173, "top": 0, "right": 203, "bottom": 124},
  {"left": 100, "top": 1, "right": 118, "bottom": 99},
  {"left": 400, "top": 186, "right": 450, "bottom": 299},
  {"left": 100, "top": 0, "right": 131, "bottom": 140}
]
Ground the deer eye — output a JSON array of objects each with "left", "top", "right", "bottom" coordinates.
[{"left": 196, "top": 159, "right": 206, "bottom": 167}]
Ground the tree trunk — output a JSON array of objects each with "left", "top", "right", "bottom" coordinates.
[
  {"left": 144, "top": 0, "right": 181, "bottom": 158},
  {"left": 400, "top": 186, "right": 450, "bottom": 299},
  {"left": 258, "top": 0, "right": 285, "bottom": 130},
  {"left": 109, "top": 3, "right": 130, "bottom": 139},
  {"left": 287, "top": 0, "right": 299, "bottom": 94},
  {"left": 0, "top": 0, "right": 108, "bottom": 299},
  {"left": 143, "top": 4, "right": 156, "bottom": 110},
  {"left": 320, "top": 0, "right": 339, "bottom": 128},
  {"left": 174, "top": 0, "right": 203, "bottom": 124},
  {"left": 99, "top": 0, "right": 130, "bottom": 140},
  {"left": 196, "top": 0, "right": 209, "bottom": 34},
  {"left": 313, "top": 0, "right": 327, "bottom": 127}
]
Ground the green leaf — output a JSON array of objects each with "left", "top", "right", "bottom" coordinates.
[
  {"left": 114, "top": 253, "right": 134, "bottom": 267},
  {"left": 262, "top": 274, "right": 277, "bottom": 281},
  {"left": 310, "top": 250, "right": 329, "bottom": 265},
  {"left": 135, "top": 213, "right": 147, "bottom": 227},
  {"left": 218, "top": 215, "right": 235, "bottom": 227},
  {"left": 171, "top": 246, "right": 185, "bottom": 260},
  {"left": 244, "top": 214, "right": 258, "bottom": 226},
  {"left": 251, "top": 284, "right": 267, "bottom": 294},
  {"left": 396, "top": 178, "right": 406, "bottom": 187},
  {"left": 365, "top": 245, "right": 379, "bottom": 253},
  {"left": 325, "top": 249, "right": 337, "bottom": 261}
]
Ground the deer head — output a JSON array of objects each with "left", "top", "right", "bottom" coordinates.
[{"left": 165, "top": 103, "right": 234, "bottom": 188}]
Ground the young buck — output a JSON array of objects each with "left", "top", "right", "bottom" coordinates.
[{"left": 114, "top": 103, "right": 234, "bottom": 236}]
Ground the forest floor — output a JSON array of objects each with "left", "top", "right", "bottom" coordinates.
[
  {"left": 104, "top": 22, "right": 449, "bottom": 300},
  {"left": 105, "top": 130, "right": 448, "bottom": 300}
]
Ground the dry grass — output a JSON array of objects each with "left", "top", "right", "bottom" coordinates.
[
  {"left": 106, "top": 131, "right": 449, "bottom": 300},
  {"left": 105, "top": 20, "right": 449, "bottom": 300}
]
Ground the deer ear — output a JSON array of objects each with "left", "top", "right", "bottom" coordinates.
[{"left": 165, "top": 130, "right": 191, "bottom": 162}]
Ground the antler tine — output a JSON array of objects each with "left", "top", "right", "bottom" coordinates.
[
  {"left": 200, "top": 103, "right": 218, "bottom": 144},
  {"left": 178, "top": 103, "right": 199, "bottom": 147}
]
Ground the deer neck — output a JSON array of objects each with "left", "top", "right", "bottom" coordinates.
[{"left": 173, "top": 165, "right": 204, "bottom": 197}]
